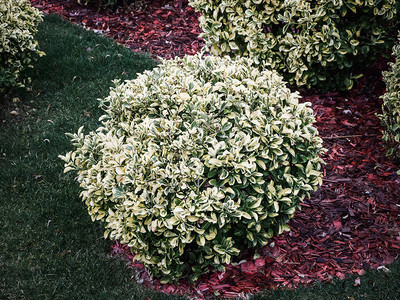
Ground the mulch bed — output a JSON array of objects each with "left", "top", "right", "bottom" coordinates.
[
  {"left": 30, "top": 0, "right": 203, "bottom": 59},
  {"left": 30, "top": 0, "right": 400, "bottom": 298}
]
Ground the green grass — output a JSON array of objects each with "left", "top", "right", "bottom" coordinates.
[{"left": 0, "top": 14, "right": 399, "bottom": 300}]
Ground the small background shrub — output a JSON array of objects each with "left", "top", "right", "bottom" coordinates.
[
  {"left": 380, "top": 32, "right": 400, "bottom": 160},
  {"left": 0, "top": 0, "right": 44, "bottom": 95},
  {"left": 61, "top": 54, "right": 325, "bottom": 282},
  {"left": 189, "top": 0, "right": 400, "bottom": 91}
]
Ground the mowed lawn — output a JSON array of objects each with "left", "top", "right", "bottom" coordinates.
[{"left": 0, "top": 14, "right": 399, "bottom": 300}]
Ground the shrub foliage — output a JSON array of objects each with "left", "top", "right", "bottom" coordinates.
[
  {"left": 189, "top": 0, "right": 400, "bottom": 91},
  {"left": 0, "top": 0, "right": 44, "bottom": 94},
  {"left": 61, "top": 54, "right": 325, "bottom": 282},
  {"left": 380, "top": 32, "right": 400, "bottom": 160}
]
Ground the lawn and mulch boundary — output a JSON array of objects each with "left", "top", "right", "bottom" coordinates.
[
  {"left": 1, "top": 12, "right": 399, "bottom": 300},
  {"left": 30, "top": 0, "right": 203, "bottom": 60}
]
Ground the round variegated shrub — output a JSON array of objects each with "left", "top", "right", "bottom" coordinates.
[
  {"left": 61, "top": 54, "right": 325, "bottom": 282},
  {"left": 0, "top": 0, "right": 44, "bottom": 94},
  {"left": 189, "top": 0, "right": 400, "bottom": 91},
  {"left": 380, "top": 32, "right": 400, "bottom": 160}
]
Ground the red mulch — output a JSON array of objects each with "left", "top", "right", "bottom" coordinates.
[
  {"left": 30, "top": 0, "right": 400, "bottom": 298},
  {"left": 30, "top": 0, "right": 203, "bottom": 59}
]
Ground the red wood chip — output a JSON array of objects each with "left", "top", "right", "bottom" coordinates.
[
  {"left": 240, "top": 261, "right": 258, "bottom": 273},
  {"left": 255, "top": 258, "right": 266, "bottom": 267}
]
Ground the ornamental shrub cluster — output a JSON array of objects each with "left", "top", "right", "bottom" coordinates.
[
  {"left": 380, "top": 32, "right": 400, "bottom": 160},
  {"left": 0, "top": 0, "right": 44, "bottom": 94},
  {"left": 61, "top": 54, "right": 325, "bottom": 282},
  {"left": 189, "top": 0, "right": 400, "bottom": 91}
]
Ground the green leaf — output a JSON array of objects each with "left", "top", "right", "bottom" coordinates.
[
  {"left": 350, "top": 39, "right": 359, "bottom": 47},
  {"left": 273, "top": 201, "right": 279, "bottom": 212},
  {"left": 209, "top": 179, "right": 219, "bottom": 186},
  {"left": 256, "top": 159, "right": 266, "bottom": 170},
  {"left": 222, "top": 122, "right": 232, "bottom": 131},
  {"left": 112, "top": 187, "right": 124, "bottom": 198},
  {"left": 197, "top": 235, "right": 206, "bottom": 246},
  {"left": 241, "top": 211, "right": 252, "bottom": 219},
  {"left": 253, "top": 185, "right": 265, "bottom": 194},
  {"left": 207, "top": 168, "right": 218, "bottom": 178},
  {"left": 206, "top": 230, "right": 217, "bottom": 240},
  {"left": 284, "top": 207, "right": 296, "bottom": 215},
  {"left": 267, "top": 181, "right": 276, "bottom": 195},
  {"left": 278, "top": 188, "right": 291, "bottom": 197},
  {"left": 220, "top": 168, "right": 229, "bottom": 180}
]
